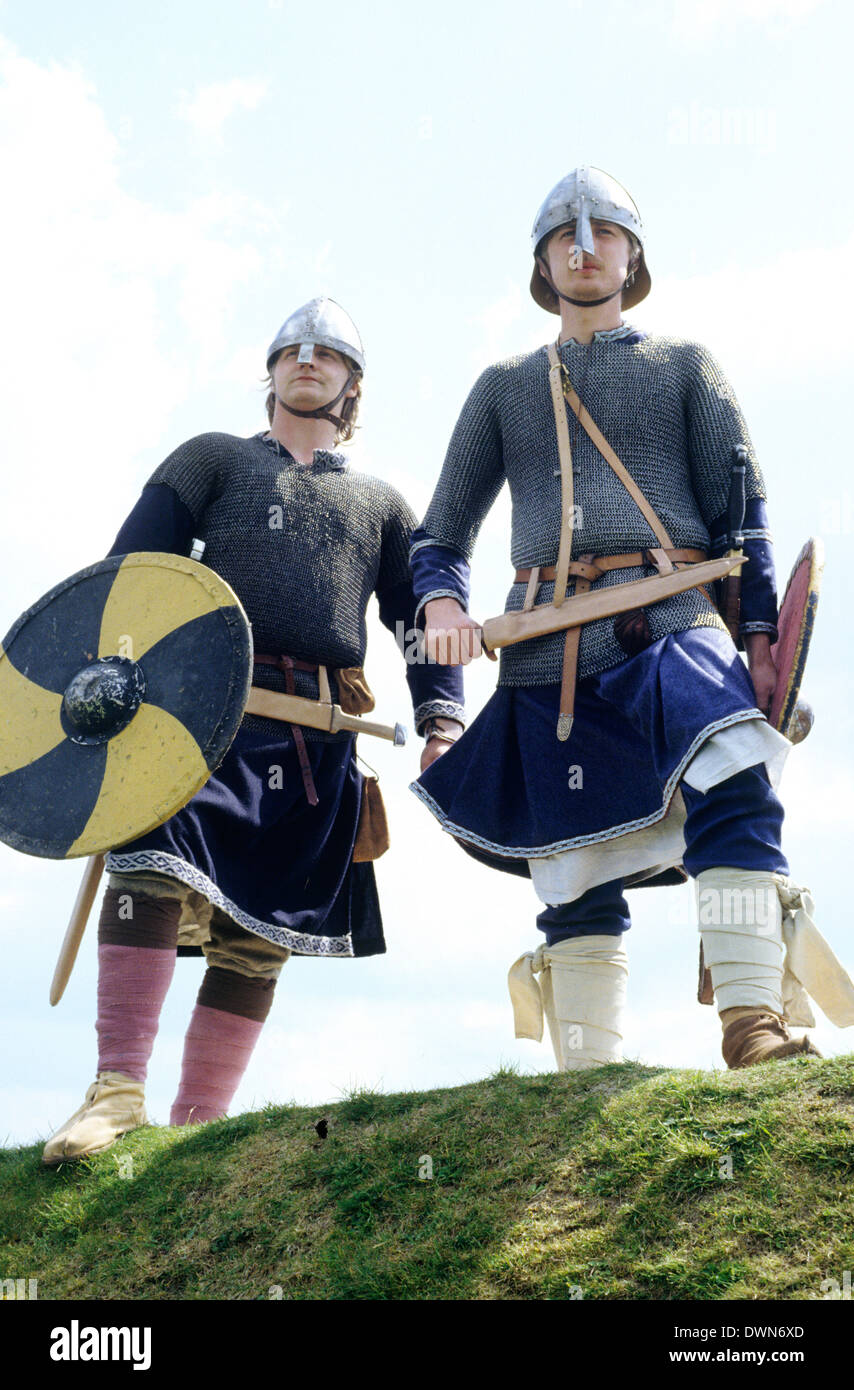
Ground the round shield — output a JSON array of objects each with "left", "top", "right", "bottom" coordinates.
[
  {"left": 0, "top": 553, "right": 252, "bottom": 858},
  {"left": 770, "top": 537, "right": 824, "bottom": 738}
]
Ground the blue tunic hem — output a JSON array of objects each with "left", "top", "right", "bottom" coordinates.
[
  {"left": 409, "top": 706, "right": 764, "bottom": 860},
  {"left": 105, "top": 849, "right": 356, "bottom": 957}
]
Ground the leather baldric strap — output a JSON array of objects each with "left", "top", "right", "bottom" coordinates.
[
  {"left": 546, "top": 342, "right": 675, "bottom": 551},
  {"left": 543, "top": 342, "right": 694, "bottom": 740},
  {"left": 547, "top": 347, "right": 575, "bottom": 608}
]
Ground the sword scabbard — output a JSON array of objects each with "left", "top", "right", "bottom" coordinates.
[
  {"left": 244, "top": 686, "right": 403, "bottom": 744},
  {"left": 50, "top": 853, "right": 105, "bottom": 1005},
  {"left": 481, "top": 554, "right": 747, "bottom": 652}
]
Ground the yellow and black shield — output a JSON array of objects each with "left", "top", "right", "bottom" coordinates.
[{"left": 0, "top": 553, "right": 252, "bottom": 858}]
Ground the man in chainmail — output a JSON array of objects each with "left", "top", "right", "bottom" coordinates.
[
  {"left": 42, "top": 297, "right": 463, "bottom": 1164},
  {"left": 410, "top": 167, "right": 852, "bottom": 1073}
]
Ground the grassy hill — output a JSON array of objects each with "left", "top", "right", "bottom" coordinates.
[{"left": 2, "top": 1056, "right": 854, "bottom": 1301}]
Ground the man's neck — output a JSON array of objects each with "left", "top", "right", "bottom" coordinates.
[
  {"left": 557, "top": 299, "right": 625, "bottom": 346},
  {"left": 270, "top": 405, "right": 339, "bottom": 464}
]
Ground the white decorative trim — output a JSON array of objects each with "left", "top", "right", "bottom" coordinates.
[
  {"left": 410, "top": 536, "right": 442, "bottom": 558},
  {"left": 103, "top": 850, "right": 354, "bottom": 957},
  {"left": 556, "top": 322, "right": 640, "bottom": 345},
  {"left": 414, "top": 700, "right": 465, "bottom": 736},
  {"left": 711, "top": 528, "right": 773, "bottom": 548},
  {"left": 409, "top": 708, "right": 765, "bottom": 860}
]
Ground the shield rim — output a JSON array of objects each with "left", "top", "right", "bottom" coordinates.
[{"left": 771, "top": 535, "right": 824, "bottom": 736}]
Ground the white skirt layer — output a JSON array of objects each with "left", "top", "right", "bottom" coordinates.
[{"left": 528, "top": 718, "right": 791, "bottom": 907}]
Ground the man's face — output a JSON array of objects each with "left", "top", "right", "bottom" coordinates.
[
  {"left": 271, "top": 343, "right": 357, "bottom": 408},
  {"left": 539, "top": 218, "right": 635, "bottom": 303}
]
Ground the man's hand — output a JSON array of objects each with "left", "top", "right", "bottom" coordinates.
[
  {"left": 419, "top": 718, "right": 464, "bottom": 772},
  {"left": 744, "top": 632, "right": 777, "bottom": 716},
  {"left": 423, "top": 597, "right": 497, "bottom": 665}
]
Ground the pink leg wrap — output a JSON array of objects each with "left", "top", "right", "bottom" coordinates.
[
  {"left": 170, "top": 1003, "right": 265, "bottom": 1125},
  {"left": 96, "top": 944, "right": 177, "bottom": 1082}
]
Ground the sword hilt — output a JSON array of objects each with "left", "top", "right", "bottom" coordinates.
[{"left": 728, "top": 446, "right": 748, "bottom": 551}]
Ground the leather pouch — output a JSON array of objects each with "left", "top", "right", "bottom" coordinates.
[
  {"left": 614, "top": 607, "right": 654, "bottom": 656},
  {"left": 335, "top": 666, "right": 376, "bottom": 715},
  {"left": 352, "top": 775, "right": 390, "bottom": 861}
]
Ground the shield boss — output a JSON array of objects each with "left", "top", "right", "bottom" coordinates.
[{"left": 0, "top": 553, "right": 252, "bottom": 858}]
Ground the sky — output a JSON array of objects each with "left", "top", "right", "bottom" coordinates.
[{"left": 0, "top": 0, "right": 852, "bottom": 1148}]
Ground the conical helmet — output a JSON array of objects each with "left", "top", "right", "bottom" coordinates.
[
  {"left": 529, "top": 166, "right": 651, "bottom": 313},
  {"left": 266, "top": 297, "right": 365, "bottom": 372}
]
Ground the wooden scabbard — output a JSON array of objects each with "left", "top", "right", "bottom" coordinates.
[
  {"left": 50, "top": 853, "right": 105, "bottom": 1006},
  {"left": 244, "top": 687, "right": 402, "bottom": 742},
  {"left": 481, "top": 554, "right": 747, "bottom": 652},
  {"left": 721, "top": 548, "right": 744, "bottom": 642}
]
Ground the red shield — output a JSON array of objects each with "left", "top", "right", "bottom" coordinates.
[{"left": 769, "top": 538, "right": 823, "bottom": 740}]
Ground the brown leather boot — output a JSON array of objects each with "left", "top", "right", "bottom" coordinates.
[{"left": 720, "top": 1008, "right": 822, "bottom": 1070}]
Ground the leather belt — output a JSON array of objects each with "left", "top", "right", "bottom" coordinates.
[
  {"left": 514, "top": 548, "right": 709, "bottom": 585},
  {"left": 512, "top": 549, "right": 710, "bottom": 741},
  {"left": 252, "top": 653, "right": 325, "bottom": 806}
]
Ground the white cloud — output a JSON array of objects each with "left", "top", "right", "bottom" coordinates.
[
  {"left": 176, "top": 76, "right": 268, "bottom": 138},
  {"left": 0, "top": 41, "right": 269, "bottom": 620},
  {"left": 634, "top": 238, "right": 854, "bottom": 384}
]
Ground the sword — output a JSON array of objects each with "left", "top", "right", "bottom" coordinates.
[{"left": 481, "top": 553, "right": 746, "bottom": 651}]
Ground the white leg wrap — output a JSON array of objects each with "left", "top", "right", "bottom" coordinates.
[
  {"left": 697, "top": 868, "right": 854, "bottom": 1029},
  {"left": 508, "top": 934, "right": 628, "bottom": 1071},
  {"left": 697, "top": 869, "right": 785, "bottom": 1016}
]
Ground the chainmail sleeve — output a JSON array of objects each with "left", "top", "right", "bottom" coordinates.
[
  {"left": 684, "top": 343, "right": 767, "bottom": 526},
  {"left": 147, "top": 432, "right": 228, "bottom": 522},
  {"left": 376, "top": 490, "right": 466, "bottom": 734},
  {"left": 419, "top": 367, "right": 507, "bottom": 559},
  {"left": 375, "top": 486, "right": 418, "bottom": 597}
]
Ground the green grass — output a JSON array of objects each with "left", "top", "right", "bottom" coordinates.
[{"left": 3, "top": 1056, "right": 854, "bottom": 1300}]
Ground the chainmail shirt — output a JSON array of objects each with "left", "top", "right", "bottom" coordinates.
[
  {"left": 415, "top": 333, "right": 769, "bottom": 686},
  {"left": 143, "top": 431, "right": 457, "bottom": 736}
]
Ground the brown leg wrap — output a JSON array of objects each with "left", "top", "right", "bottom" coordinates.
[
  {"left": 97, "top": 886, "right": 181, "bottom": 950},
  {"left": 197, "top": 965, "right": 277, "bottom": 1023},
  {"left": 720, "top": 1009, "right": 823, "bottom": 1069}
]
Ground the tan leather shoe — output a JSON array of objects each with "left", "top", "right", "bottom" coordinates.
[
  {"left": 720, "top": 1009, "right": 822, "bottom": 1070},
  {"left": 42, "top": 1072, "right": 148, "bottom": 1166}
]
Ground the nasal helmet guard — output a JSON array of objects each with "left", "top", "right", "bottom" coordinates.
[
  {"left": 530, "top": 166, "right": 651, "bottom": 313},
  {"left": 266, "top": 296, "right": 365, "bottom": 431}
]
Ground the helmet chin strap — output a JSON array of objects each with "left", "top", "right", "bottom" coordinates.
[{"left": 275, "top": 368, "right": 360, "bottom": 432}]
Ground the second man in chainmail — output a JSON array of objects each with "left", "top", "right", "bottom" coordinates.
[{"left": 409, "top": 166, "right": 848, "bottom": 1073}]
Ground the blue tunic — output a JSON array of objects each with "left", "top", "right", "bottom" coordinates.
[
  {"left": 108, "top": 727, "right": 380, "bottom": 957},
  {"left": 410, "top": 626, "right": 773, "bottom": 877}
]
